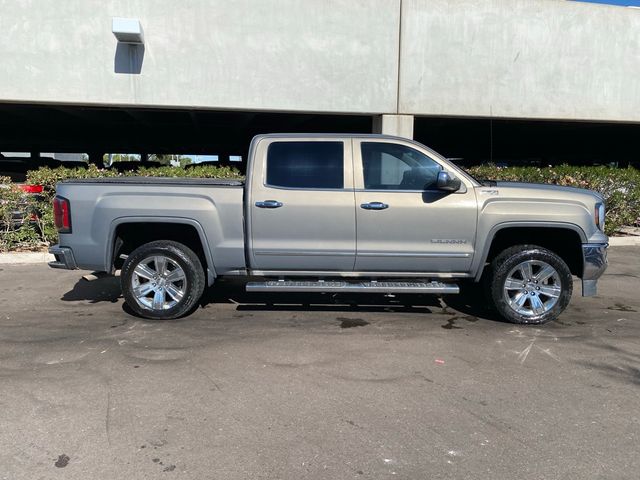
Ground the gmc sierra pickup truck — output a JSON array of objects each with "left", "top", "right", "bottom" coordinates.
[{"left": 48, "top": 134, "right": 608, "bottom": 324}]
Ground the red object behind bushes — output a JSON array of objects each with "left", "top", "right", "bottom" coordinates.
[{"left": 19, "top": 184, "right": 43, "bottom": 194}]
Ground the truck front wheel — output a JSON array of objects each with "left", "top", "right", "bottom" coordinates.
[
  {"left": 489, "top": 245, "right": 572, "bottom": 324},
  {"left": 121, "top": 240, "right": 205, "bottom": 320}
]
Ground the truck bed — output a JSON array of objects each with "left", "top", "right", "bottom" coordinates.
[{"left": 54, "top": 177, "right": 246, "bottom": 275}]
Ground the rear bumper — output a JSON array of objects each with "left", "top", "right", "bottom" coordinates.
[
  {"left": 581, "top": 243, "right": 608, "bottom": 297},
  {"left": 48, "top": 245, "right": 78, "bottom": 270}
]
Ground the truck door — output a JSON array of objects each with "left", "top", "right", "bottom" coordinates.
[
  {"left": 248, "top": 138, "right": 356, "bottom": 271},
  {"left": 353, "top": 139, "right": 477, "bottom": 273}
]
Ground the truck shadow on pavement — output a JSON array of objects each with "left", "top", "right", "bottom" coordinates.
[
  {"left": 61, "top": 274, "right": 122, "bottom": 304},
  {"left": 200, "top": 279, "right": 504, "bottom": 322},
  {"left": 60, "top": 275, "right": 503, "bottom": 322}
]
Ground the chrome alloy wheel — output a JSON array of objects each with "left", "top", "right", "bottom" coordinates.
[
  {"left": 130, "top": 255, "right": 187, "bottom": 311},
  {"left": 502, "top": 260, "right": 562, "bottom": 317}
]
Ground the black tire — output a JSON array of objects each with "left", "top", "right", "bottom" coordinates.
[
  {"left": 121, "top": 240, "right": 205, "bottom": 320},
  {"left": 488, "top": 244, "right": 572, "bottom": 325}
]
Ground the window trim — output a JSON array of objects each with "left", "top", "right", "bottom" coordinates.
[{"left": 354, "top": 187, "right": 453, "bottom": 194}]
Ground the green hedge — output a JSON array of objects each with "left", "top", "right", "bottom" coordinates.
[
  {"left": 26, "top": 164, "right": 243, "bottom": 194},
  {"left": 467, "top": 165, "right": 640, "bottom": 236},
  {"left": 0, "top": 176, "right": 48, "bottom": 251},
  {"left": 0, "top": 165, "right": 243, "bottom": 251},
  {"left": 0, "top": 164, "right": 637, "bottom": 251}
]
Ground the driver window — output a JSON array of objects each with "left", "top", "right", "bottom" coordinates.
[{"left": 361, "top": 142, "right": 442, "bottom": 190}]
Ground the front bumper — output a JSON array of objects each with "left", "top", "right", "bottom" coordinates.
[
  {"left": 48, "top": 245, "right": 78, "bottom": 270},
  {"left": 581, "top": 243, "right": 608, "bottom": 297}
]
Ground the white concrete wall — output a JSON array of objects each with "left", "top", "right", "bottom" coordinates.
[
  {"left": 2, "top": 0, "right": 640, "bottom": 123},
  {"left": 0, "top": 0, "right": 400, "bottom": 113},
  {"left": 400, "top": 0, "right": 640, "bottom": 122}
]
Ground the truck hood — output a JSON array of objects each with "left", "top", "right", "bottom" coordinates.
[{"left": 492, "top": 181, "right": 604, "bottom": 204}]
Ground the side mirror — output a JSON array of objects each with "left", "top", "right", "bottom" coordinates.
[{"left": 435, "top": 171, "right": 461, "bottom": 192}]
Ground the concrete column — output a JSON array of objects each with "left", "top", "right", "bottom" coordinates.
[{"left": 372, "top": 114, "right": 414, "bottom": 139}]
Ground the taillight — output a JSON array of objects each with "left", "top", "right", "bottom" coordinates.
[
  {"left": 53, "top": 196, "right": 72, "bottom": 233},
  {"left": 20, "top": 184, "right": 44, "bottom": 194}
]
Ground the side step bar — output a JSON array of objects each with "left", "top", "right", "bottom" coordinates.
[{"left": 246, "top": 280, "right": 459, "bottom": 295}]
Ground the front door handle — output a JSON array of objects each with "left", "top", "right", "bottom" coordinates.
[
  {"left": 255, "top": 200, "right": 283, "bottom": 209},
  {"left": 360, "top": 202, "right": 389, "bottom": 210}
]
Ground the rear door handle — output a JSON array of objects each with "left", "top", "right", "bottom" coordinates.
[
  {"left": 255, "top": 200, "right": 283, "bottom": 209},
  {"left": 360, "top": 202, "right": 389, "bottom": 210}
]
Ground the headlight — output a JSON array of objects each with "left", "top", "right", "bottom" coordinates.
[{"left": 595, "top": 202, "right": 605, "bottom": 231}]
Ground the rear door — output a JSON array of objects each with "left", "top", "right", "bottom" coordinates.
[
  {"left": 248, "top": 138, "right": 356, "bottom": 271},
  {"left": 353, "top": 138, "right": 477, "bottom": 273}
]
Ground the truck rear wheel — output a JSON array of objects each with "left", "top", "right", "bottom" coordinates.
[
  {"left": 489, "top": 245, "right": 572, "bottom": 324},
  {"left": 121, "top": 240, "right": 205, "bottom": 320}
]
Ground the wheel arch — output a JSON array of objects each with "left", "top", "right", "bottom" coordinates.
[
  {"left": 474, "top": 222, "right": 586, "bottom": 281},
  {"left": 107, "top": 217, "right": 217, "bottom": 285}
]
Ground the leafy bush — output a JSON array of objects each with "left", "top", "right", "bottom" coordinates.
[
  {"left": 0, "top": 164, "right": 636, "bottom": 251},
  {"left": 26, "top": 164, "right": 243, "bottom": 196},
  {"left": 136, "top": 165, "right": 243, "bottom": 179},
  {"left": 0, "top": 182, "right": 46, "bottom": 251},
  {"left": 20, "top": 165, "right": 244, "bottom": 248},
  {"left": 26, "top": 164, "right": 119, "bottom": 195},
  {"left": 467, "top": 165, "right": 640, "bottom": 236}
]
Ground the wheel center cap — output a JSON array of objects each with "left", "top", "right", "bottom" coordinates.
[{"left": 524, "top": 282, "right": 540, "bottom": 294}]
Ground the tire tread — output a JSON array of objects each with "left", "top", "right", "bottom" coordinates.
[
  {"left": 121, "top": 240, "right": 205, "bottom": 320},
  {"left": 488, "top": 244, "right": 572, "bottom": 325}
]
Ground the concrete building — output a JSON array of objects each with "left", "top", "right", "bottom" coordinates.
[{"left": 1, "top": 0, "right": 639, "bottom": 167}]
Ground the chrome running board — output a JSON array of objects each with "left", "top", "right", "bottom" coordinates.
[{"left": 245, "top": 280, "right": 459, "bottom": 294}]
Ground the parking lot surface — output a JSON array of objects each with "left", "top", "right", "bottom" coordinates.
[{"left": 0, "top": 247, "right": 639, "bottom": 480}]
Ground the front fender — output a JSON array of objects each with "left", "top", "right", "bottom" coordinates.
[{"left": 472, "top": 221, "right": 587, "bottom": 281}]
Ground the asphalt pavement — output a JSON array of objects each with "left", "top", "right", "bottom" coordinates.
[{"left": 0, "top": 247, "right": 638, "bottom": 480}]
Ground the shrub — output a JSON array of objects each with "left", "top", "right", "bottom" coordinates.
[
  {"left": 0, "top": 182, "right": 45, "bottom": 251},
  {"left": 136, "top": 165, "right": 243, "bottom": 179},
  {"left": 27, "top": 164, "right": 119, "bottom": 196},
  {"left": 21, "top": 165, "right": 244, "bottom": 247},
  {"left": 26, "top": 164, "right": 243, "bottom": 196},
  {"left": 467, "top": 165, "right": 640, "bottom": 235},
  {"left": 0, "top": 164, "right": 635, "bottom": 251}
]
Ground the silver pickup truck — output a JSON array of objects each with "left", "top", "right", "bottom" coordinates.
[{"left": 49, "top": 134, "right": 608, "bottom": 324}]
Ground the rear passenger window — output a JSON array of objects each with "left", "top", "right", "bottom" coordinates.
[{"left": 266, "top": 142, "right": 344, "bottom": 189}]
